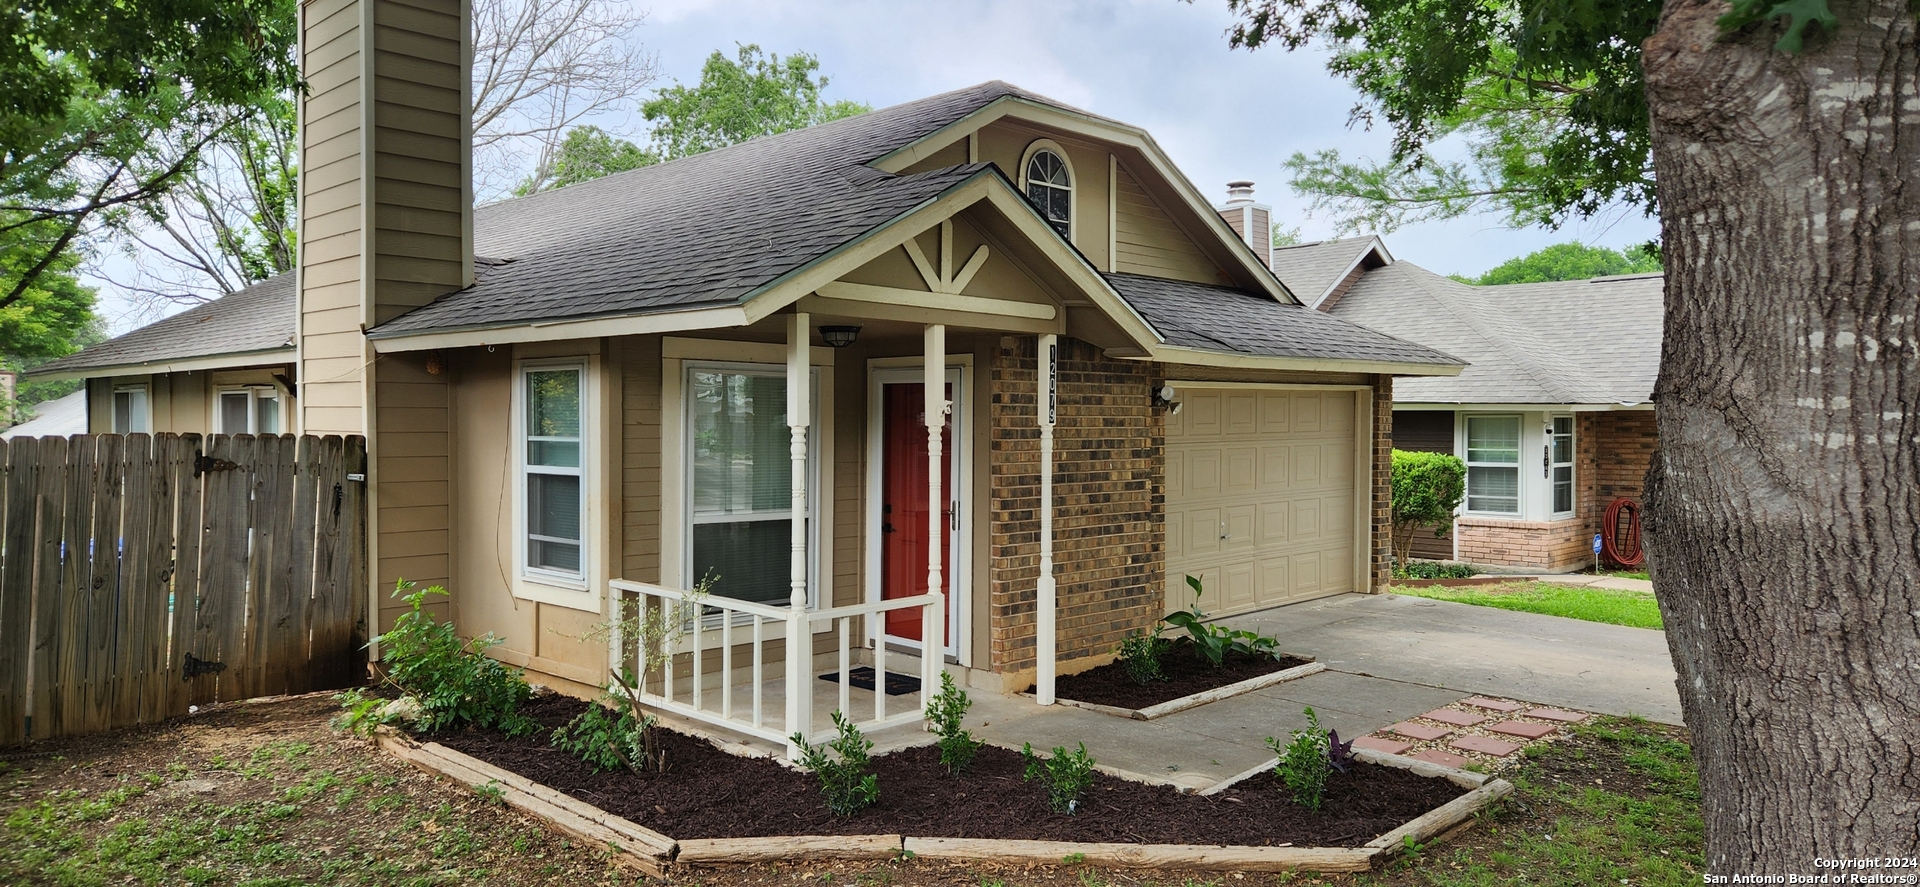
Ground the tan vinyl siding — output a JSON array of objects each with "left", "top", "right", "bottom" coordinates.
[
  {"left": 1114, "top": 161, "right": 1219, "bottom": 283},
  {"left": 621, "top": 335, "right": 663, "bottom": 584},
  {"left": 373, "top": 353, "right": 450, "bottom": 631},
  {"left": 298, "top": 0, "right": 367, "bottom": 435},
  {"left": 367, "top": 0, "right": 466, "bottom": 326}
]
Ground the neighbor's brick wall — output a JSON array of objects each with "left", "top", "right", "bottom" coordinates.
[
  {"left": 987, "top": 336, "right": 1165, "bottom": 677},
  {"left": 1580, "top": 411, "right": 1658, "bottom": 521},
  {"left": 1455, "top": 516, "right": 1592, "bottom": 571},
  {"left": 1370, "top": 374, "right": 1394, "bottom": 590}
]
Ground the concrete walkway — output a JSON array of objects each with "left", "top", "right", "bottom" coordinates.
[
  {"left": 1537, "top": 573, "right": 1655, "bottom": 592},
  {"left": 967, "top": 591, "right": 1680, "bottom": 793}
]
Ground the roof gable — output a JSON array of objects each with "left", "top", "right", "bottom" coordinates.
[{"left": 1269, "top": 236, "right": 1390, "bottom": 309}]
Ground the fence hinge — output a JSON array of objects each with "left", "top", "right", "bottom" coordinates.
[
  {"left": 193, "top": 452, "right": 239, "bottom": 478},
  {"left": 182, "top": 653, "right": 227, "bottom": 680}
]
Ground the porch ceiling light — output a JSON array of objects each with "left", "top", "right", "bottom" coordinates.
[{"left": 820, "top": 325, "right": 861, "bottom": 348}]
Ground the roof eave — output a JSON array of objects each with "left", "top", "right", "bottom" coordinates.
[
  {"left": 1141, "top": 344, "right": 1466, "bottom": 377},
  {"left": 28, "top": 347, "right": 297, "bottom": 383}
]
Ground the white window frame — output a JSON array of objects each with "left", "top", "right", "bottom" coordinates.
[
  {"left": 1463, "top": 413, "right": 1524, "bottom": 516},
  {"left": 511, "top": 356, "right": 601, "bottom": 607},
  {"left": 680, "top": 359, "right": 823, "bottom": 611},
  {"left": 1548, "top": 414, "right": 1576, "bottom": 517},
  {"left": 213, "top": 385, "right": 284, "bottom": 434},
  {"left": 1019, "top": 138, "right": 1076, "bottom": 244},
  {"left": 111, "top": 384, "right": 151, "bottom": 433}
]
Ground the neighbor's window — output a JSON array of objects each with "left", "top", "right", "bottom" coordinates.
[
  {"left": 1465, "top": 415, "right": 1522, "bottom": 515},
  {"left": 1023, "top": 148, "right": 1072, "bottom": 239},
  {"left": 216, "top": 387, "right": 281, "bottom": 434},
  {"left": 1550, "top": 415, "right": 1575, "bottom": 515},
  {"left": 522, "top": 364, "right": 585, "bottom": 580},
  {"left": 111, "top": 386, "right": 150, "bottom": 433},
  {"left": 686, "top": 365, "right": 815, "bottom": 606}
]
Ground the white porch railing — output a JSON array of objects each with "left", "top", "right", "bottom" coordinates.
[{"left": 609, "top": 578, "right": 941, "bottom": 760}]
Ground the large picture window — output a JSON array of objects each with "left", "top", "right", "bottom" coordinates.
[
  {"left": 1549, "top": 415, "right": 1575, "bottom": 515},
  {"left": 1465, "top": 415, "right": 1522, "bottom": 515},
  {"left": 522, "top": 363, "right": 585, "bottom": 580},
  {"left": 687, "top": 365, "right": 815, "bottom": 606}
]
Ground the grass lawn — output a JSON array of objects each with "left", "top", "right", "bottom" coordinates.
[
  {"left": 0, "top": 697, "right": 1700, "bottom": 887},
  {"left": 1391, "top": 581, "right": 1664, "bottom": 629}
]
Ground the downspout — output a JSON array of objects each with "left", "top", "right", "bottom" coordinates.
[{"left": 1035, "top": 334, "right": 1058, "bottom": 705}]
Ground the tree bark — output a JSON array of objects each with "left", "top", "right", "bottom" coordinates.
[{"left": 1642, "top": 0, "right": 1920, "bottom": 871}]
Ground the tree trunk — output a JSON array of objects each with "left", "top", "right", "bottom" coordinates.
[{"left": 1642, "top": 0, "right": 1920, "bottom": 871}]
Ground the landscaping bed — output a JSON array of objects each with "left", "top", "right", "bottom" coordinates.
[
  {"left": 1040, "top": 642, "right": 1315, "bottom": 710},
  {"left": 435, "top": 694, "right": 1464, "bottom": 847}
]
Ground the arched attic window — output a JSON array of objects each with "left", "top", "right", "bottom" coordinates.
[{"left": 1020, "top": 140, "right": 1073, "bottom": 241}]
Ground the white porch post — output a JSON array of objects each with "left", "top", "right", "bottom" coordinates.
[
  {"left": 784, "top": 313, "right": 812, "bottom": 759},
  {"left": 1035, "top": 334, "right": 1058, "bottom": 705},
  {"left": 922, "top": 323, "right": 948, "bottom": 700}
]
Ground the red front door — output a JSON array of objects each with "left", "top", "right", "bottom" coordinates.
[{"left": 880, "top": 381, "right": 953, "bottom": 645}]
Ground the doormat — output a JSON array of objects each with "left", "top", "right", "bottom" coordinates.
[{"left": 819, "top": 666, "right": 921, "bottom": 696}]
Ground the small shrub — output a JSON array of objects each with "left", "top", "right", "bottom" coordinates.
[
  {"left": 1394, "top": 560, "right": 1478, "bottom": 580},
  {"left": 792, "top": 711, "right": 880, "bottom": 816},
  {"left": 1115, "top": 631, "right": 1168, "bottom": 684},
  {"left": 1266, "top": 706, "right": 1331, "bottom": 809},
  {"left": 338, "top": 579, "right": 536, "bottom": 736},
  {"left": 1389, "top": 450, "right": 1466, "bottom": 568},
  {"left": 1021, "top": 742, "right": 1096, "bottom": 814},
  {"left": 924, "top": 671, "right": 981, "bottom": 775},
  {"left": 1162, "top": 576, "right": 1281, "bottom": 667},
  {"left": 551, "top": 671, "right": 665, "bottom": 773}
]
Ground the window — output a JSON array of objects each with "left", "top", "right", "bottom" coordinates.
[
  {"left": 111, "top": 386, "right": 150, "bottom": 433},
  {"left": 215, "top": 387, "right": 281, "bottom": 434},
  {"left": 522, "top": 364, "right": 586, "bottom": 580},
  {"left": 1549, "top": 415, "right": 1575, "bottom": 515},
  {"left": 686, "top": 365, "right": 815, "bottom": 606},
  {"left": 1465, "top": 415, "right": 1522, "bottom": 514},
  {"left": 1022, "top": 146, "right": 1072, "bottom": 239}
]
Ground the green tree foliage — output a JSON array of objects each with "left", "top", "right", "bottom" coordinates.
[
  {"left": 0, "top": 0, "right": 298, "bottom": 308},
  {"left": 641, "top": 44, "right": 869, "bottom": 162},
  {"left": 1388, "top": 449, "right": 1465, "bottom": 569},
  {"left": 513, "top": 126, "right": 659, "bottom": 196},
  {"left": 1455, "top": 242, "right": 1661, "bottom": 285}
]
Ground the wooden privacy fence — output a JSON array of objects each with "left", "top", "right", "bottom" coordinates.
[{"left": 0, "top": 433, "right": 368, "bottom": 745}]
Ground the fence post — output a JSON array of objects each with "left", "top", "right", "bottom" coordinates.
[{"left": 0, "top": 438, "right": 37, "bottom": 745}]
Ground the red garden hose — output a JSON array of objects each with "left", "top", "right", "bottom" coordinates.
[{"left": 1601, "top": 497, "right": 1646, "bottom": 567}]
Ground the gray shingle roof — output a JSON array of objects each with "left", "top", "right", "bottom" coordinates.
[
  {"left": 34, "top": 273, "right": 295, "bottom": 376},
  {"left": 1268, "top": 237, "right": 1384, "bottom": 306},
  {"left": 1327, "top": 262, "right": 1663, "bottom": 404},
  {"left": 1105, "top": 272, "right": 1462, "bottom": 367}
]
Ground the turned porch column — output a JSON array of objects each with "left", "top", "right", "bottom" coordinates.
[
  {"left": 922, "top": 324, "right": 948, "bottom": 698},
  {"left": 784, "top": 313, "right": 811, "bottom": 759}
]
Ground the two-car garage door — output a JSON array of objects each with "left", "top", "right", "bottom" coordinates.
[{"left": 1165, "top": 388, "right": 1363, "bottom": 617}]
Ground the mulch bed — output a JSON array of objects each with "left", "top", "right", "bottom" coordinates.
[
  {"left": 434, "top": 695, "right": 1463, "bottom": 846},
  {"left": 1039, "top": 641, "right": 1313, "bottom": 709}
]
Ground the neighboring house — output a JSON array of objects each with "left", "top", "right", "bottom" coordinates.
[
  {"left": 1, "top": 390, "right": 88, "bottom": 439},
  {"left": 36, "top": 1, "right": 1463, "bottom": 749},
  {"left": 1237, "top": 205, "right": 1661, "bottom": 572}
]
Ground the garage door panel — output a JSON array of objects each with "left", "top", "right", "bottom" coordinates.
[
  {"left": 1292, "top": 498, "right": 1321, "bottom": 542},
  {"left": 1321, "top": 546, "right": 1353, "bottom": 591},
  {"left": 1259, "top": 501, "right": 1289, "bottom": 545},
  {"left": 1293, "top": 394, "right": 1323, "bottom": 432},
  {"left": 1325, "top": 392, "right": 1355, "bottom": 433},
  {"left": 1222, "top": 504, "right": 1256, "bottom": 552},
  {"left": 1225, "top": 447, "right": 1257, "bottom": 492},
  {"left": 1223, "top": 561, "right": 1256, "bottom": 610},
  {"left": 1258, "top": 393, "right": 1291, "bottom": 435},
  {"left": 1292, "top": 446, "right": 1322, "bottom": 487},
  {"left": 1325, "top": 443, "right": 1355, "bottom": 488},
  {"left": 1189, "top": 449, "right": 1221, "bottom": 496},
  {"left": 1260, "top": 556, "right": 1292, "bottom": 601},
  {"left": 1166, "top": 449, "right": 1185, "bottom": 498},
  {"left": 1293, "top": 551, "right": 1323, "bottom": 595},
  {"left": 1225, "top": 395, "right": 1257, "bottom": 435},
  {"left": 1186, "top": 391, "right": 1221, "bottom": 437},
  {"left": 1187, "top": 508, "right": 1221, "bottom": 555}
]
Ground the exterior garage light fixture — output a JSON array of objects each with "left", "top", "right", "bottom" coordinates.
[
  {"left": 1153, "top": 384, "right": 1182, "bottom": 415},
  {"left": 820, "top": 325, "right": 861, "bottom": 348}
]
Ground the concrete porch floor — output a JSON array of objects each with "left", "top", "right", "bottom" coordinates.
[{"left": 659, "top": 591, "right": 1682, "bottom": 793}]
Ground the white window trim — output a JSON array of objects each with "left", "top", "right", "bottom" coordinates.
[
  {"left": 1549, "top": 414, "right": 1576, "bottom": 518},
  {"left": 111, "top": 383, "right": 151, "bottom": 433},
  {"left": 212, "top": 384, "right": 286, "bottom": 435},
  {"left": 1462, "top": 413, "right": 1524, "bottom": 517},
  {"left": 511, "top": 354, "right": 604, "bottom": 611},
  {"left": 1018, "top": 138, "right": 1076, "bottom": 245}
]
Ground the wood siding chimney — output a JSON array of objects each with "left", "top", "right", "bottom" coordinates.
[{"left": 1215, "top": 180, "right": 1273, "bottom": 272}]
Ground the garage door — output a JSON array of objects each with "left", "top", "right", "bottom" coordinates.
[{"left": 1165, "top": 388, "right": 1361, "bottom": 617}]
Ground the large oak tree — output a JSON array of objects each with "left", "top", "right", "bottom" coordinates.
[{"left": 1214, "top": 0, "right": 1918, "bottom": 869}]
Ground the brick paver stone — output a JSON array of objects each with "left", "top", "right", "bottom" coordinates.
[
  {"left": 1353, "top": 736, "right": 1414, "bottom": 755},
  {"left": 1489, "top": 720, "right": 1559, "bottom": 739},
  {"left": 1385, "top": 721, "right": 1453, "bottom": 741},
  {"left": 1409, "top": 748, "right": 1472, "bottom": 769},
  {"left": 1523, "top": 707, "right": 1590, "bottom": 723},
  {"left": 1462, "top": 696, "right": 1525, "bottom": 712},
  {"left": 1420, "top": 708, "right": 1489, "bottom": 727},
  {"left": 1451, "top": 734, "right": 1523, "bottom": 756}
]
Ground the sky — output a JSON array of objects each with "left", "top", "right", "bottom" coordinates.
[{"left": 91, "top": 0, "right": 1659, "bottom": 332}]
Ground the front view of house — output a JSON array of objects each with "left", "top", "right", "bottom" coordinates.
[{"left": 34, "top": 0, "right": 1460, "bottom": 757}]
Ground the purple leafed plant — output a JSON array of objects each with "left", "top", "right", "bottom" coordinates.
[{"left": 1327, "top": 728, "right": 1356, "bottom": 773}]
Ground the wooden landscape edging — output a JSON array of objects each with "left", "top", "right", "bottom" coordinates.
[
  {"left": 372, "top": 727, "right": 1510, "bottom": 876},
  {"left": 1045, "top": 658, "right": 1327, "bottom": 721}
]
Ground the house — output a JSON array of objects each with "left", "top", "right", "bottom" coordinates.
[
  {"left": 1245, "top": 219, "right": 1661, "bottom": 573},
  {"left": 34, "top": 0, "right": 1465, "bottom": 755},
  {"left": 1, "top": 390, "right": 88, "bottom": 439}
]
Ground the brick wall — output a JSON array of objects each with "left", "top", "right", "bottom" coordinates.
[
  {"left": 1454, "top": 411, "right": 1658, "bottom": 571},
  {"left": 1455, "top": 516, "right": 1592, "bottom": 571},
  {"left": 1580, "top": 411, "right": 1658, "bottom": 517},
  {"left": 1370, "top": 375, "right": 1393, "bottom": 589},
  {"left": 987, "top": 336, "right": 1164, "bottom": 677}
]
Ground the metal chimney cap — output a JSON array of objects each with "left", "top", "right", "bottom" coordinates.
[{"left": 1225, "top": 180, "right": 1256, "bottom": 203}]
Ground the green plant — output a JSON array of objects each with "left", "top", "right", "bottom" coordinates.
[
  {"left": 1021, "top": 742, "right": 1096, "bottom": 814},
  {"left": 1393, "top": 560, "right": 1478, "bottom": 580},
  {"left": 1389, "top": 450, "right": 1466, "bottom": 569},
  {"left": 473, "top": 781, "right": 505, "bottom": 806},
  {"left": 1266, "top": 707, "right": 1332, "bottom": 809},
  {"left": 1115, "top": 630, "right": 1168, "bottom": 684},
  {"left": 1062, "top": 852, "right": 1088, "bottom": 865},
  {"left": 792, "top": 711, "right": 880, "bottom": 816},
  {"left": 550, "top": 672, "right": 663, "bottom": 773},
  {"left": 923, "top": 671, "right": 981, "bottom": 775},
  {"left": 336, "top": 580, "right": 536, "bottom": 736},
  {"left": 1161, "top": 576, "right": 1280, "bottom": 667}
]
